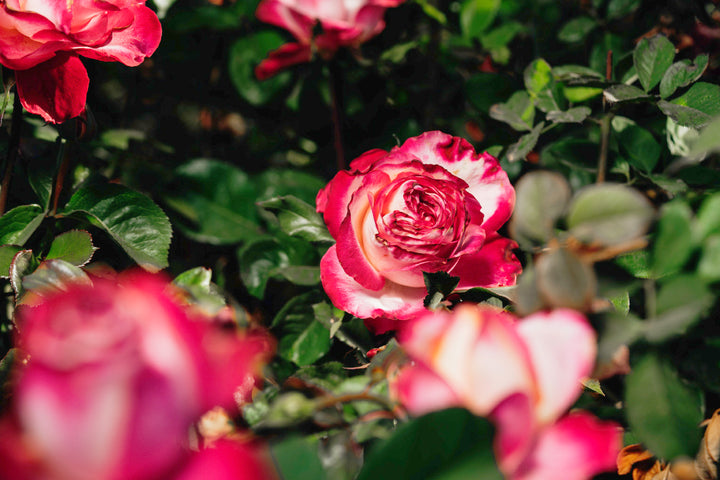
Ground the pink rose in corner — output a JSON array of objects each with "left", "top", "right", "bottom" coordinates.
[
  {"left": 316, "top": 131, "right": 521, "bottom": 332},
  {"left": 0, "top": 272, "right": 276, "bottom": 480},
  {"left": 0, "top": 0, "right": 162, "bottom": 124},
  {"left": 255, "top": 0, "right": 405, "bottom": 79},
  {"left": 393, "top": 305, "right": 621, "bottom": 480}
]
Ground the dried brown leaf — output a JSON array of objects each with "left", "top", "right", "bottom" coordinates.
[{"left": 696, "top": 409, "right": 720, "bottom": 480}]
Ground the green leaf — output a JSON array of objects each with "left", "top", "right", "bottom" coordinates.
[
  {"left": 535, "top": 248, "right": 596, "bottom": 310},
  {"left": 696, "top": 193, "right": 720, "bottom": 241},
  {"left": 460, "top": 0, "right": 500, "bottom": 40},
  {"left": 616, "top": 250, "right": 654, "bottom": 279},
  {"left": 611, "top": 116, "right": 661, "bottom": 173},
  {"left": 662, "top": 82, "right": 720, "bottom": 128},
  {"left": 557, "top": 16, "right": 597, "bottom": 43},
  {"left": 0, "top": 204, "right": 45, "bottom": 246},
  {"left": 63, "top": 179, "right": 172, "bottom": 272},
  {"left": 651, "top": 201, "right": 694, "bottom": 277},
  {"left": 46, "top": 230, "right": 96, "bottom": 266},
  {"left": 480, "top": 21, "right": 523, "bottom": 49},
  {"left": 22, "top": 259, "right": 92, "bottom": 296},
  {"left": 644, "top": 275, "right": 712, "bottom": 343},
  {"left": 553, "top": 65, "right": 605, "bottom": 85},
  {"left": 625, "top": 352, "right": 704, "bottom": 460},
  {"left": 357, "top": 408, "right": 501, "bottom": 480},
  {"left": 607, "top": 0, "right": 641, "bottom": 19},
  {"left": 10, "top": 250, "right": 39, "bottom": 303},
  {"left": 633, "top": 35, "right": 675, "bottom": 92},
  {"left": 597, "top": 313, "right": 644, "bottom": 365},
  {"left": 567, "top": 184, "right": 655, "bottom": 246},
  {"left": 415, "top": 0, "right": 447, "bottom": 24},
  {"left": 687, "top": 116, "right": 720, "bottom": 158},
  {"left": 465, "top": 73, "right": 518, "bottom": 113},
  {"left": 603, "top": 84, "right": 651, "bottom": 104},
  {"left": 423, "top": 271, "right": 460, "bottom": 309},
  {"left": 273, "top": 292, "right": 332, "bottom": 366},
  {"left": 229, "top": 31, "right": 292, "bottom": 106},
  {"left": 238, "top": 235, "right": 318, "bottom": 298},
  {"left": 271, "top": 436, "right": 327, "bottom": 480},
  {"left": 0, "top": 245, "right": 21, "bottom": 279},
  {"left": 505, "top": 121, "right": 544, "bottom": 162},
  {"left": 489, "top": 91, "right": 535, "bottom": 131},
  {"left": 658, "top": 101, "right": 712, "bottom": 129},
  {"left": 163, "top": 158, "right": 261, "bottom": 245},
  {"left": 510, "top": 171, "right": 571, "bottom": 245},
  {"left": 256, "top": 169, "right": 326, "bottom": 205},
  {"left": 698, "top": 235, "right": 720, "bottom": 282},
  {"left": 172, "top": 267, "right": 226, "bottom": 314},
  {"left": 258, "top": 195, "right": 333, "bottom": 243},
  {"left": 659, "top": 55, "right": 709, "bottom": 99},
  {"left": 524, "top": 58, "right": 553, "bottom": 96},
  {"left": 546, "top": 106, "right": 592, "bottom": 124}
]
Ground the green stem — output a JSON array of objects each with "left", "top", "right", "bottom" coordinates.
[{"left": 0, "top": 91, "right": 22, "bottom": 216}]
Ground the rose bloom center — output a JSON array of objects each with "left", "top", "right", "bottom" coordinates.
[{"left": 361, "top": 175, "right": 465, "bottom": 288}]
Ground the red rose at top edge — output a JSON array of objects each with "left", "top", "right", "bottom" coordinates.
[
  {"left": 316, "top": 131, "right": 521, "bottom": 331},
  {"left": 255, "top": 0, "right": 405, "bottom": 79},
  {"left": 0, "top": 0, "right": 162, "bottom": 123}
]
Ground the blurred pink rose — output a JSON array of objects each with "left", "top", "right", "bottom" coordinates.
[
  {"left": 316, "top": 131, "right": 521, "bottom": 331},
  {"left": 0, "top": 0, "right": 162, "bottom": 123},
  {"left": 255, "top": 0, "right": 405, "bottom": 79},
  {"left": 0, "top": 272, "right": 275, "bottom": 480},
  {"left": 393, "top": 305, "right": 621, "bottom": 480}
]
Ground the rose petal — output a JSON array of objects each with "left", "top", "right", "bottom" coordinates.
[
  {"left": 397, "top": 131, "right": 515, "bottom": 232},
  {"left": 256, "top": 0, "right": 315, "bottom": 43},
  {"left": 74, "top": 5, "right": 161, "bottom": 66},
  {"left": 175, "top": 440, "right": 278, "bottom": 480},
  {"left": 255, "top": 42, "right": 311, "bottom": 80},
  {"left": 15, "top": 53, "right": 89, "bottom": 123},
  {"left": 515, "top": 309, "right": 597, "bottom": 425},
  {"left": 511, "top": 411, "right": 622, "bottom": 480},
  {"left": 449, "top": 234, "right": 521, "bottom": 289},
  {"left": 320, "top": 245, "right": 427, "bottom": 321},
  {"left": 392, "top": 360, "right": 462, "bottom": 416}
]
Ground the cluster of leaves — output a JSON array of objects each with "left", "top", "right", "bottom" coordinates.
[{"left": 2, "top": 0, "right": 720, "bottom": 478}]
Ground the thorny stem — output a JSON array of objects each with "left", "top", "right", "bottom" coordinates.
[
  {"left": 597, "top": 50, "right": 614, "bottom": 184},
  {"left": 0, "top": 91, "right": 22, "bottom": 216},
  {"left": 328, "top": 60, "right": 345, "bottom": 171}
]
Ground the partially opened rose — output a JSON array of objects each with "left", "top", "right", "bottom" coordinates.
[
  {"left": 0, "top": 272, "right": 275, "bottom": 480},
  {"left": 393, "top": 305, "right": 621, "bottom": 480},
  {"left": 255, "top": 0, "right": 404, "bottom": 79},
  {"left": 0, "top": 0, "right": 162, "bottom": 123},
  {"left": 316, "top": 131, "right": 521, "bottom": 330}
]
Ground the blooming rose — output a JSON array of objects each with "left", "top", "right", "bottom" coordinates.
[
  {"left": 316, "top": 131, "right": 521, "bottom": 330},
  {"left": 393, "top": 305, "right": 621, "bottom": 480},
  {"left": 0, "top": 272, "right": 275, "bottom": 480},
  {"left": 0, "top": 0, "right": 162, "bottom": 123},
  {"left": 255, "top": 0, "right": 404, "bottom": 79}
]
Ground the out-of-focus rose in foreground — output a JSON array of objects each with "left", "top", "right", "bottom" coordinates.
[
  {"left": 255, "top": 0, "right": 405, "bottom": 79},
  {"left": 316, "top": 131, "right": 521, "bottom": 332},
  {"left": 0, "top": 0, "right": 162, "bottom": 123},
  {"left": 393, "top": 305, "right": 621, "bottom": 480},
  {"left": 0, "top": 272, "right": 276, "bottom": 480}
]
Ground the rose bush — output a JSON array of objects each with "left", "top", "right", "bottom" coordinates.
[
  {"left": 0, "top": 272, "right": 275, "bottom": 480},
  {"left": 316, "top": 131, "right": 521, "bottom": 330},
  {"left": 392, "top": 304, "right": 621, "bottom": 480},
  {"left": 255, "top": 0, "right": 404, "bottom": 79},
  {"left": 0, "top": 0, "right": 162, "bottom": 123}
]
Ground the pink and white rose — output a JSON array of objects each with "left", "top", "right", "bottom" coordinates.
[
  {"left": 316, "top": 131, "right": 521, "bottom": 331},
  {"left": 0, "top": 272, "right": 275, "bottom": 480},
  {"left": 393, "top": 305, "right": 621, "bottom": 480},
  {"left": 0, "top": 0, "right": 162, "bottom": 123},
  {"left": 255, "top": 0, "right": 405, "bottom": 79}
]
